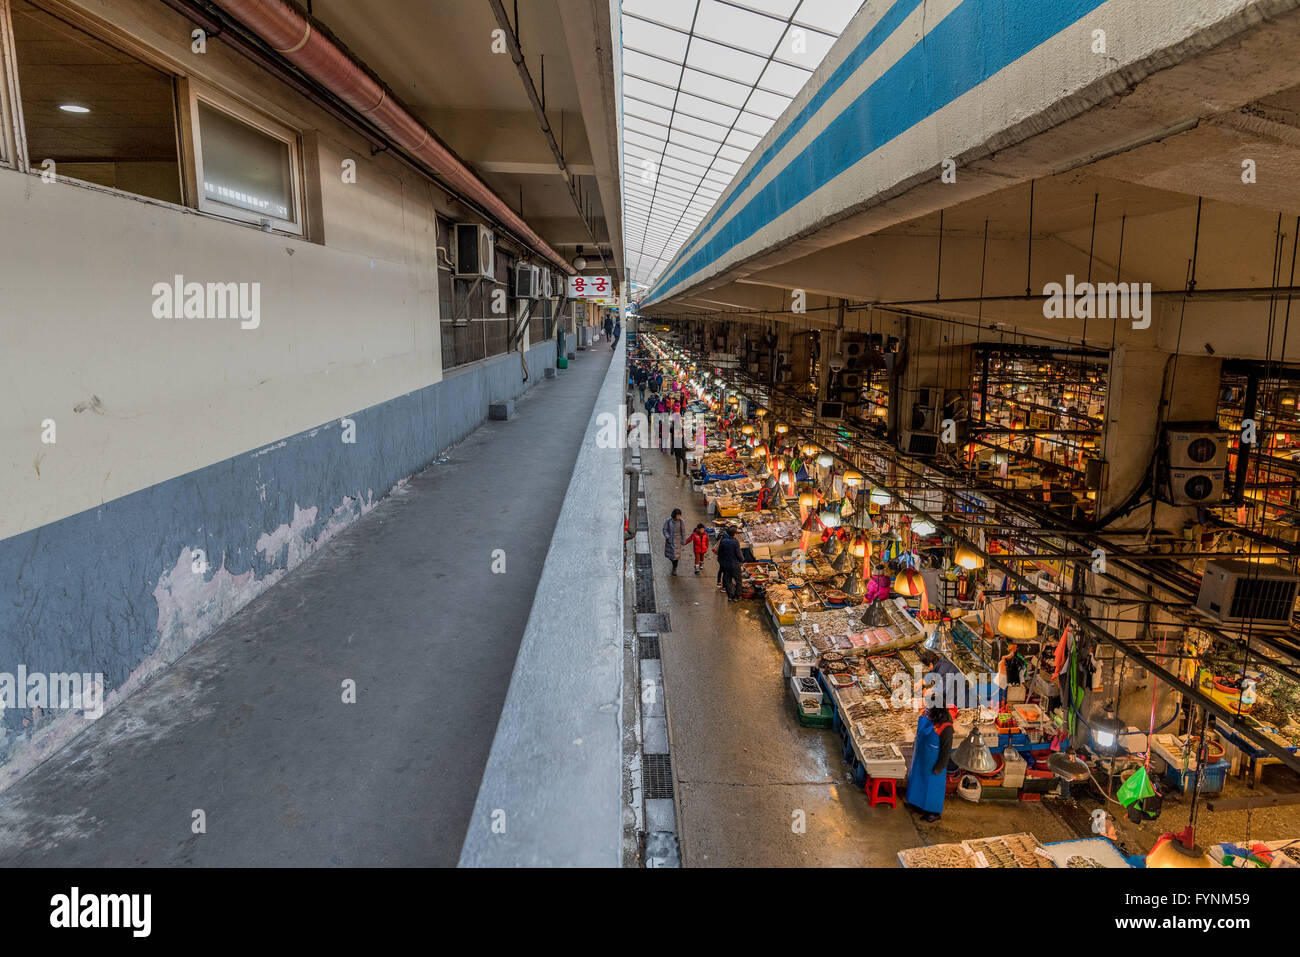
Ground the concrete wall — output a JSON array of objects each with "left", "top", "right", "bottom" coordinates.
[{"left": 0, "top": 0, "right": 557, "bottom": 783}]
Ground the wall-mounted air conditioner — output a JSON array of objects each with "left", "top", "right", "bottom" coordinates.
[
  {"left": 1166, "top": 425, "right": 1229, "bottom": 470},
  {"left": 454, "top": 223, "right": 495, "bottom": 279},
  {"left": 1164, "top": 467, "right": 1225, "bottom": 506},
  {"left": 513, "top": 263, "right": 540, "bottom": 299},
  {"left": 1197, "top": 560, "right": 1300, "bottom": 624}
]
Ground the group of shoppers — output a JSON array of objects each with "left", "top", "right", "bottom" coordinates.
[{"left": 661, "top": 509, "right": 744, "bottom": 600}]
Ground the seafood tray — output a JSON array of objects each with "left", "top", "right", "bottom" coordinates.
[
  {"left": 962, "top": 833, "right": 1053, "bottom": 869},
  {"left": 899, "top": 843, "right": 975, "bottom": 868},
  {"left": 746, "top": 521, "right": 801, "bottom": 544},
  {"left": 869, "top": 656, "right": 909, "bottom": 685},
  {"left": 860, "top": 742, "right": 907, "bottom": 778},
  {"left": 853, "top": 708, "right": 914, "bottom": 745},
  {"left": 808, "top": 634, "right": 835, "bottom": 654},
  {"left": 796, "top": 589, "right": 824, "bottom": 613},
  {"left": 790, "top": 675, "right": 823, "bottom": 713}
]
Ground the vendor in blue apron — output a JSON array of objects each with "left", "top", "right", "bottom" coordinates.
[{"left": 904, "top": 706, "right": 956, "bottom": 823}]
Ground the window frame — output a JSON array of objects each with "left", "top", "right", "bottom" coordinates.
[{"left": 181, "top": 78, "right": 304, "bottom": 236}]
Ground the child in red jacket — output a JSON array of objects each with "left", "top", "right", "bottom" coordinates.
[{"left": 688, "top": 524, "right": 711, "bottom": 574}]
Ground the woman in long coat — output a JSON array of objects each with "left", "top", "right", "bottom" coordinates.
[
  {"left": 662, "top": 508, "right": 687, "bottom": 575},
  {"left": 904, "top": 706, "right": 955, "bottom": 822}
]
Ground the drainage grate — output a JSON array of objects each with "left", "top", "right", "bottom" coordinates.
[
  {"left": 634, "top": 554, "right": 656, "bottom": 612},
  {"left": 640, "top": 635, "right": 660, "bottom": 659},
  {"left": 637, "top": 511, "right": 648, "bottom": 531},
  {"left": 636, "top": 612, "right": 670, "bottom": 635},
  {"left": 642, "top": 753, "right": 674, "bottom": 799}
]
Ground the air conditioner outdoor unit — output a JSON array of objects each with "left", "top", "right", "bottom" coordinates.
[
  {"left": 901, "top": 430, "right": 940, "bottom": 457},
  {"left": 1164, "top": 466, "right": 1225, "bottom": 506},
  {"left": 1196, "top": 560, "right": 1300, "bottom": 624},
  {"left": 454, "top": 223, "right": 495, "bottom": 279},
  {"left": 1166, "top": 425, "right": 1229, "bottom": 470},
  {"left": 513, "top": 263, "right": 540, "bottom": 299}
]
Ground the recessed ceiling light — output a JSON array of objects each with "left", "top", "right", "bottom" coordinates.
[{"left": 59, "top": 104, "right": 90, "bottom": 113}]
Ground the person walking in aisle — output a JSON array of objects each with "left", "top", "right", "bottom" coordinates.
[
  {"left": 717, "top": 526, "right": 744, "bottom": 601},
  {"left": 662, "top": 508, "right": 687, "bottom": 575},
  {"left": 688, "top": 524, "right": 710, "bottom": 574},
  {"left": 603, "top": 314, "right": 614, "bottom": 342},
  {"left": 673, "top": 431, "right": 690, "bottom": 477}
]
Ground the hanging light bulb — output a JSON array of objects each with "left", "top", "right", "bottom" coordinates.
[
  {"left": 843, "top": 470, "right": 863, "bottom": 488},
  {"left": 741, "top": 424, "right": 754, "bottom": 435},
  {"left": 819, "top": 505, "right": 841, "bottom": 528},
  {"left": 894, "top": 567, "right": 926, "bottom": 597},
  {"left": 869, "top": 486, "right": 891, "bottom": 506},
  {"left": 775, "top": 422, "right": 790, "bottom": 435},
  {"left": 802, "top": 442, "right": 819, "bottom": 457},
  {"left": 998, "top": 602, "right": 1039, "bottom": 639},
  {"left": 849, "top": 536, "right": 867, "bottom": 559},
  {"left": 755, "top": 408, "right": 767, "bottom": 418},
  {"left": 816, "top": 451, "right": 834, "bottom": 468},
  {"left": 953, "top": 541, "right": 984, "bottom": 569}
]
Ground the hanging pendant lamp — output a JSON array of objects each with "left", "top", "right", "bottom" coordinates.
[
  {"left": 998, "top": 602, "right": 1039, "bottom": 640},
  {"left": 819, "top": 505, "right": 842, "bottom": 528},
  {"left": 954, "top": 541, "right": 985, "bottom": 569},
  {"left": 843, "top": 566, "right": 867, "bottom": 598},
  {"left": 952, "top": 725, "right": 999, "bottom": 774},
  {"left": 831, "top": 546, "right": 854, "bottom": 574},
  {"left": 869, "top": 486, "right": 891, "bottom": 506},
  {"left": 817, "top": 451, "right": 834, "bottom": 468},
  {"left": 894, "top": 567, "right": 925, "bottom": 597}
]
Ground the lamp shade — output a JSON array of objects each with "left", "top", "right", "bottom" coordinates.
[
  {"left": 953, "top": 726, "right": 999, "bottom": 774},
  {"left": 912, "top": 518, "right": 937, "bottom": 537},
  {"left": 998, "top": 602, "right": 1038, "bottom": 639},
  {"left": 849, "top": 535, "right": 868, "bottom": 559},
  {"left": 842, "top": 569, "right": 866, "bottom": 598},
  {"left": 802, "top": 443, "right": 819, "bottom": 457},
  {"left": 894, "top": 567, "right": 926, "bottom": 597},
  {"left": 1146, "top": 830, "right": 1213, "bottom": 869},
  {"left": 954, "top": 541, "right": 985, "bottom": 569},
  {"left": 817, "top": 452, "right": 834, "bottom": 468},
  {"left": 831, "top": 546, "right": 854, "bottom": 574},
  {"left": 775, "top": 422, "right": 789, "bottom": 434},
  {"left": 798, "top": 490, "right": 817, "bottom": 509},
  {"left": 1089, "top": 703, "right": 1125, "bottom": 752},
  {"left": 869, "top": 486, "right": 891, "bottom": 506},
  {"left": 819, "top": 506, "right": 841, "bottom": 528},
  {"left": 741, "top": 424, "right": 754, "bottom": 435},
  {"left": 843, "top": 470, "right": 864, "bottom": 487}
]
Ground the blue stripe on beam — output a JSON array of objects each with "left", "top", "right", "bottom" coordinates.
[{"left": 646, "top": 0, "right": 1109, "bottom": 304}]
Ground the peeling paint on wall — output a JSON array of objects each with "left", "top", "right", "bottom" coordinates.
[{"left": 0, "top": 341, "right": 556, "bottom": 791}]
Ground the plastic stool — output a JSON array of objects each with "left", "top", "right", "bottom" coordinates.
[{"left": 866, "top": 776, "right": 897, "bottom": 809}]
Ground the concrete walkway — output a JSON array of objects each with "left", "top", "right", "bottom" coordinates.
[
  {"left": 643, "top": 462, "right": 1076, "bottom": 866},
  {"left": 0, "top": 347, "right": 612, "bottom": 867}
]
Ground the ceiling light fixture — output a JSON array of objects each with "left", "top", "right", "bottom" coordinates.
[{"left": 59, "top": 104, "right": 90, "bottom": 113}]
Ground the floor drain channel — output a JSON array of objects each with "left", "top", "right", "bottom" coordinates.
[
  {"left": 642, "top": 753, "right": 674, "bottom": 799},
  {"left": 634, "top": 554, "right": 656, "bottom": 612},
  {"left": 640, "top": 636, "right": 660, "bottom": 659}
]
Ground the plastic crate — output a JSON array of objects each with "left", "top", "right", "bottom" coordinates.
[{"left": 1163, "top": 758, "right": 1231, "bottom": 795}]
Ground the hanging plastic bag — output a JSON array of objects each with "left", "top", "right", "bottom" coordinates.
[{"left": 956, "top": 775, "right": 982, "bottom": 803}]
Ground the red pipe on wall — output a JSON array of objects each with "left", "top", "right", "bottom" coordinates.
[{"left": 213, "top": 0, "right": 573, "bottom": 275}]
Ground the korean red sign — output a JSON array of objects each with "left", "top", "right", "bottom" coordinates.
[{"left": 567, "top": 275, "right": 612, "bottom": 299}]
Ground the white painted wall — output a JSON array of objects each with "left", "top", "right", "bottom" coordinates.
[{"left": 0, "top": 0, "right": 504, "bottom": 539}]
